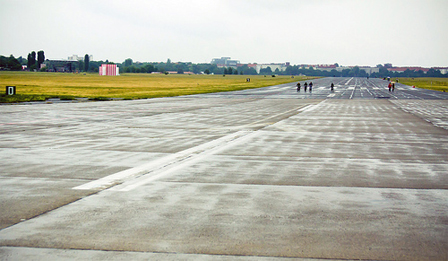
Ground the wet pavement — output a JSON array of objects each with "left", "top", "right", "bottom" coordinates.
[
  {"left": 0, "top": 78, "right": 447, "bottom": 260},
  {"left": 198, "top": 77, "right": 448, "bottom": 100}
]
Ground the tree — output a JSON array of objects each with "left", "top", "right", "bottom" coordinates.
[
  {"left": 285, "top": 65, "right": 298, "bottom": 75},
  {"left": 246, "top": 68, "right": 258, "bottom": 75},
  {"left": 5, "top": 55, "right": 22, "bottom": 70},
  {"left": 427, "top": 68, "right": 443, "bottom": 77},
  {"left": 144, "top": 64, "right": 156, "bottom": 73},
  {"left": 124, "top": 58, "right": 133, "bottom": 67},
  {"left": 330, "top": 69, "right": 340, "bottom": 77},
  {"left": 17, "top": 56, "right": 25, "bottom": 65},
  {"left": 192, "top": 64, "right": 200, "bottom": 74},
  {"left": 351, "top": 66, "right": 360, "bottom": 76},
  {"left": 403, "top": 69, "right": 412, "bottom": 77},
  {"left": 84, "top": 54, "right": 90, "bottom": 72},
  {"left": 37, "top": 50, "right": 45, "bottom": 69},
  {"left": 259, "top": 66, "right": 272, "bottom": 75},
  {"left": 26, "top": 53, "right": 31, "bottom": 68},
  {"left": 27, "top": 51, "right": 36, "bottom": 70},
  {"left": 0, "top": 56, "right": 7, "bottom": 68},
  {"left": 79, "top": 60, "right": 84, "bottom": 72},
  {"left": 341, "top": 69, "right": 350, "bottom": 77},
  {"left": 378, "top": 66, "right": 389, "bottom": 77}
]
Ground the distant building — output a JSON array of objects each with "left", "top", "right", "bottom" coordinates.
[
  {"left": 45, "top": 60, "right": 78, "bottom": 72},
  {"left": 211, "top": 57, "right": 240, "bottom": 68},
  {"left": 297, "top": 64, "right": 318, "bottom": 70},
  {"left": 99, "top": 64, "right": 119, "bottom": 76},
  {"left": 358, "top": 66, "right": 379, "bottom": 74},
  {"left": 433, "top": 67, "right": 448, "bottom": 74},
  {"left": 255, "top": 63, "right": 289, "bottom": 74},
  {"left": 387, "top": 67, "right": 430, "bottom": 73},
  {"left": 68, "top": 55, "right": 93, "bottom": 61},
  {"left": 316, "top": 64, "right": 338, "bottom": 72},
  {"left": 316, "top": 64, "right": 379, "bottom": 75}
]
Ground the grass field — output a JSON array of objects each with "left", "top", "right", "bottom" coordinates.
[
  {"left": 398, "top": 77, "right": 448, "bottom": 92},
  {"left": 0, "top": 72, "right": 314, "bottom": 103}
]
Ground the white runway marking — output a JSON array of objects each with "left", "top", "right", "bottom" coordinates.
[
  {"left": 113, "top": 131, "right": 260, "bottom": 191},
  {"left": 73, "top": 131, "right": 253, "bottom": 191},
  {"left": 345, "top": 77, "right": 354, "bottom": 85},
  {"left": 73, "top": 105, "right": 311, "bottom": 192}
]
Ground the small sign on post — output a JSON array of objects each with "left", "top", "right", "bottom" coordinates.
[{"left": 6, "top": 86, "right": 16, "bottom": 95}]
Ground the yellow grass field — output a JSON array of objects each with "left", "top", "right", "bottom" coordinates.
[
  {"left": 0, "top": 72, "right": 313, "bottom": 102},
  {"left": 398, "top": 77, "right": 448, "bottom": 92}
]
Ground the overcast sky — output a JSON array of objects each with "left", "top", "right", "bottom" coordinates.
[{"left": 1, "top": 0, "right": 447, "bottom": 67}]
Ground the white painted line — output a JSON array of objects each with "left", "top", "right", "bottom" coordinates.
[
  {"left": 73, "top": 131, "right": 251, "bottom": 191},
  {"left": 345, "top": 77, "right": 354, "bottom": 85},
  {"left": 350, "top": 86, "right": 356, "bottom": 99},
  {"left": 298, "top": 105, "right": 315, "bottom": 112},
  {"left": 327, "top": 94, "right": 336, "bottom": 97},
  {"left": 250, "top": 106, "right": 302, "bottom": 126},
  {"left": 74, "top": 104, "right": 309, "bottom": 191},
  {"left": 113, "top": 131, "right": 260, "bottom": 191},
  {"left": 298, "top": 100, "right": 326, "bottom": 113}
]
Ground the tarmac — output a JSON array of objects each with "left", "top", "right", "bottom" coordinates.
[{"left": 0, "top": 77, "right": 447, "bottom": 260}]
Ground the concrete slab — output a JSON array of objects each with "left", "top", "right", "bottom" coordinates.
[
  {"left": 1, "top": 183, "right": 446, "bottom": 260},
  {"left": 0, "top": 246, "right": 332, "bottom": 260},
  {"left": 0, "top": 78, "right": 447, "bottom": 260}
]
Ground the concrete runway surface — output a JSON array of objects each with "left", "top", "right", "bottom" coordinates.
[{"left": 1, "top": 77, "right": 447, "bottom": 260}]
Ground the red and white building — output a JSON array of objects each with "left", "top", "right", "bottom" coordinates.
[{"left": 99, "top": 64, "right": 119, "bottom": 76}]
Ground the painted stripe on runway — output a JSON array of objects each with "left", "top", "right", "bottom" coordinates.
[
  {"left": 297, "top": 105, "right": 314, "bottom": 112},
  {"left": 72, "top": 131, "right": 252, "bottom": 191},
  {"left": 112, "top": 131, "right": 260, "bottom": 191},
  {"left": 73, "top": 104, "right": 315, "bottom": 191}
]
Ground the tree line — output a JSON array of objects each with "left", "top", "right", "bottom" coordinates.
[
  {"left": 117, "top": 59, "right": 447, "bottom": 78},
  {"left": 1, "top": 52, "right": 446, "bottom": 78},
  {"left": 0, "top": 55, "right": 22, "bottom": 71},
  {"left": 118, "top": 58, "right": 258, "bottom": 75},
  {"left": 0, "top": 51, "right": 45, "bottom": 71}
]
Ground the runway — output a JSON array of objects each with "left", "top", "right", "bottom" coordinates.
[
  {"left": 192, "top": 77, "right": 448, "bottom": 100},
  {"left": 1, "top": 78, "right": 447, "bottom": 260}
]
